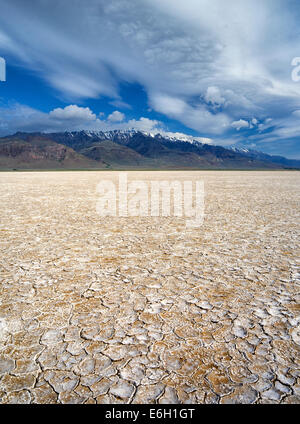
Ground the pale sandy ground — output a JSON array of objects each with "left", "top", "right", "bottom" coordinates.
[{"left": 0, "top": 171, "right": 299, "bottom": 404}]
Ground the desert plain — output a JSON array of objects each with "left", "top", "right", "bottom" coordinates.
[{"left": 0, "top": 170, "right": 299, "bottom": 404}]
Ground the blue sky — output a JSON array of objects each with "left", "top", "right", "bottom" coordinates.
[{"left": 0, "top": 0, "right": 300, "bottom": 158}]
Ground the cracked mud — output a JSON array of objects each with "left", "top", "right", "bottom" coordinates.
[{"left": 0, "top": 171, "right": 299, "bottom": 404}]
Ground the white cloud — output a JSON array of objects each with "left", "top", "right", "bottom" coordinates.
[
  {"left": 107, "top": 110, "right": 125, "bottom": 122},
  {"left": 249, "top": 111, "right": 300, "bottom": 143},
  {"left": 109, "top": 100, "right": 132, "bottom": 110},
  {"left": 205, "top": 87, "right": 226, "bottom": 107},
  {"left": 150, "top": 94, "right": 186, "bottom": 116},
  {"left": 150, "top": 93, "right": 230, "bottom": 135},
  {"left": 222, "top": 111, "right": 300, "bottom": 158},
  {"left": 0, "top": 103, "right": 163, "bottom": 135},
  {"left": 292, "top": 110, "right": 300, "bottom": 118},
  {"left": 231, "top": 119, "right": 249, "bottom": 131},
  {"left": 127, "top": 117, "right": 161, "bottom": 132},
  {"left": 49, "top": 105, "right": 96, "bottom": 121}
]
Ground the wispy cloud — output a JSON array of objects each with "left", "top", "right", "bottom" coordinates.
[{"left": 0, "top": 0, "right": 300, "bottom": 156}]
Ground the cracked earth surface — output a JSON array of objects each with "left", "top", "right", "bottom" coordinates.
[{"left": 0, "top": 171, "right": 299, "bottom": 404}]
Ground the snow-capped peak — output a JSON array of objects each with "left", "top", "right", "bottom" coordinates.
[{"left": 60, "top": 129, "right": 214, "bottom": 147}]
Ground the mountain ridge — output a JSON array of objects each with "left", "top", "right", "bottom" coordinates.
[{"left": 0, "top": 130, "right": 299, "bottom": 170}]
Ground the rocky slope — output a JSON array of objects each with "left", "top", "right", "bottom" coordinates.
[
  {"left": 0, "top": 134, "right": 104, "bottom": 169},
  {"left": 0, "top": 131, "right": 299, "bottom": 170}
]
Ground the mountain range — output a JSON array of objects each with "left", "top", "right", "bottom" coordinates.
[{"left": 0, "top": 130, "right": 299, "bottom": 170}]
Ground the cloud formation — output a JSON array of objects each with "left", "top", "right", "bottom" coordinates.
[
  {"left": 0, "top": 0, "right": 299, "bottom": 156},
  {"left": 231, "top": 120, "right": 249, "bottom": 131},
  {"left": 0, "top": 103, "right": 163, "bottom": 136},
  {"left": 107, "top": 110, "right": 125, "bottom": 122},
  {"left": 149, "top": 93, "right": 230, "bottom": 135},
  {"left": 49, "top": 105, "right": 97, "bottom": 121}
]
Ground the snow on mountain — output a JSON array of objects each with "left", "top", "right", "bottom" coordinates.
[
  {"left": 62, "top": 129, "right": 213, "bottom": 147},
  {"left": 230, "top": 146, "right": 251, "bottom": 154}
]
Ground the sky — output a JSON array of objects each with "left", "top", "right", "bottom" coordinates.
[{"left": 0, "top": 0, "right": 300, "bottom": 158}]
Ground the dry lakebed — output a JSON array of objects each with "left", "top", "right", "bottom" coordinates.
[{"left": 0, "top": 170, "right": 299, "bottom": 404}]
